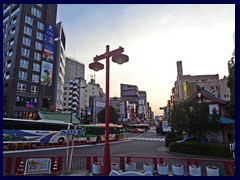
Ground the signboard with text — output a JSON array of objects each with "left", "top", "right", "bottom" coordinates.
[{"left": 24, "top": 158, "right": 51, "bottom": 176}]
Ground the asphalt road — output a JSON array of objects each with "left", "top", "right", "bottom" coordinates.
[
  {"left": 3, "top": 127, "right": 167, "bottom": 157},
  {"left": 3, "top": 127, "right": 231, "bottom": 160}
]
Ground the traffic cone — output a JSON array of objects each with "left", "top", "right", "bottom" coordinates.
[
  {"left": 51, "top": 160, "right": 59, "bottom": 175},
  {"left": 15, "top": 160, "right": 24, "bottom": 176}
]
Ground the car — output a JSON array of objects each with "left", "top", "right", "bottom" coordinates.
[
  {"left": 177, "top": 137, "right": 195, "bottom": 143},
  {"left": 177, "top": 137, "right": 208, "bottom": 143},
  {"left": 129, "top": 128, "right": 145, "bottom": 133},
  {"left": 3, "top": 134, "right": 40, "bottom": 151}
]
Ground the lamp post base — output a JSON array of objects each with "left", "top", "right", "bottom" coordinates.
[{"left": 103, "top": 141, "right": 111, "bottom": 176}]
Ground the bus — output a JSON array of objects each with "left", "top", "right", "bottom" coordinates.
[
  {"left": 3, "top": 118, "right": 74, "bottom": 145},
  {"left": 125, "top": 123, "right": 150, "bottom": 132},
  {"left": 74, "top": 123, "right": 123, "bottom": 144}
]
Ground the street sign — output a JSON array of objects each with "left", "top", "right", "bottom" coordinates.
[
  {"left": 60, "top": 129, "right": 82, "bottom": 136},
  {"left": 24, "top": 158, "right": 51, "bottom": 175}
]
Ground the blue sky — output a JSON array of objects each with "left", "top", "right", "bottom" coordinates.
[{"left": 57, "top": 4, "right": 235, "bottom": 115}]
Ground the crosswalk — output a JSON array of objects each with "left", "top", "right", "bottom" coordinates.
[{"left": 127, "top": 137, "right": 165, "bottom": 142}]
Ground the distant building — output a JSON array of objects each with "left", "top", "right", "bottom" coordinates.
[
  {"left": 120, "top": 84, "right": 139, "bottom": 121},
  {"left": 138, "top": 91, "right": 147, "bottom": 119},
  {"left": 64, "top": 57, "right": 85, "bottom": 82},
  {"left": 172, "top": 61, "right": 230, "bottom": 103}
]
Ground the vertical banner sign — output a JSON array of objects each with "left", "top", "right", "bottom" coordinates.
[
  {"left": 41, "top": 24, "right": 55, "bottom": 86},
  {"left": 183, "top": 82, "right": 188, "bottom": 100},
  {"left": 41, "top": 61, "right": 53, "bottom": 86}
]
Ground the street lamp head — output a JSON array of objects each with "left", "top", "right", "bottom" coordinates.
[
  {"left": 89, "top": 61, "right": 104, "bottom": 71},
  {"left": 112, "top": 54, "right": 129, "bottom": 65}
]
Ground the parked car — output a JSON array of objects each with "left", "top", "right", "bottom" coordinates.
[
  {"left": 3, "top": 134, "right": 40, "bottom": 151},
  {"left": 129, "top": 128, "right": 145, "bottom": 133},
  {"left": 177, "top": 137, "right": 208, "bottom": 143},
  {"left": 177, "top": 137, "right": 195, "bottom": 143}
]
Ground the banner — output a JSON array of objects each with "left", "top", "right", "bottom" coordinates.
[
  {"left": 43, "top": 24, "right": 55, "bottom": 62},
  {"left": 41, "top": 61, "right": 53, "bottom": 86},
  {"left": 183, "top": 82, "right": 188, "bottom": 100}
]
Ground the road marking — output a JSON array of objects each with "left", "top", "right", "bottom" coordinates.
[{"left": 127, "top": 137, "right": 165, "bottom": 142}]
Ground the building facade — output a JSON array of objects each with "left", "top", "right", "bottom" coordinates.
[
  {"left": 138, "top": 91, "right": 147, "bottom": 120},
  {"left": 120, "top": 83, "right": 139, "bottom": 121},
  {"left": 64, "top": 57, "right": 85, "bottom": 82},
  {"left": 53, "top": 21, "right": 66, "bottom": 111},
  {"left": 3, "top": 4, "right": 58, "bottom": 119},
  {"left": 173, "top": 61, "right": 230, "bottom": 103}
]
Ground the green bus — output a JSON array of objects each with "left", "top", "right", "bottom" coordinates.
[
  {"left": 75, "top": 124, "right": 123, "bottom": 144},
  {"left": 125, "top": 123, "right": 150, "bottom": 132}
]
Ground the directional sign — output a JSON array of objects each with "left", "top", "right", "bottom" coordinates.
[{"left": 60, "top": 129, "right": 82, "bottom": 136}]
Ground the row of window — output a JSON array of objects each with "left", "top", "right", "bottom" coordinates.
[
  {"left": 17, "top": 83, "right": 39, "bottom": 94},
  {"left": 18, "top": 71, "right": 40, "bottom": 82},
  {"left": 4, "top": 50, "right": 42, "bottom": 69}
]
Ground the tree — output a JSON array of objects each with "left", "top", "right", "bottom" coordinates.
[
  {"left": 97, "top": 106, "right": 119, "bottom": 124},
  {"left": 227, "top": 64, "right": 235, "bottom": 118},
  {"left": 168, "top": 100, "right": 210, "bottom": 137},
  {"left": 209, "top": 108, "right": 222, "bottom": 132}
]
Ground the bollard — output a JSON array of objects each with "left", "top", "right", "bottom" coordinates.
[{"left": 15, "top": 158, "right": 24, "bottom": 176}]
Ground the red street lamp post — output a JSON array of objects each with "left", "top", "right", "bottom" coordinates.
[{"left": 89, "top": 45, "right": 129, "bottom": 176}]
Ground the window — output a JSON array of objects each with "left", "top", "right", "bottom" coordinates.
[
  {"left": 3, "top": 16, "right": 9, "bottom": 24},
  {"left": 36, "top": 31, "right": 43, "bottom": 40},
  {"left": 35, "top": 42, "right": 42, "bottom": 51},
  {"left": 31, "top": 7, "right": 41, "bottom": 18},
  {"left": 22, "top": 37, "right": 31, "bottom": 46},
  {"left": 33, "top": 63, "right": 40, "bottom": 72},
  {"left": 19, "top": 71, "right": 27, "bottom": 80},
  {"left": 17, "top": 83, "right": 26, "bottom": 92},
  {"left": 11, "top": 6, "right": 20, "bottom": 17},
  {"left": 4, "top": 72, "right": 10, "bottom": 80},
  {"left": 31, "top": 86, "right": 39, "bottom": 94},
  {"left": 7, "top": 37, "right": 14, "bottom": 46},
  {"left": 4, "top": 60, "right": 11, "bottom": 68},
  {"left": 37, "top": 21, "right": 44, "bottom": 30},
  {"left": 10, "top": 17, "right": 17, "bottom": 25},
  {"left": 32, "top": 74, "right": 39, "bottom": 83},
  {"left": 9, "top": 27, "right": 16, "bottom": 35},
  {"left": 25, "top": 15, "right": 33, "bottom": 25},
  {"left": 34, "top": 52, "right": 41, "bottom": 61},
  {"left": 6, "top": 49, "right": 13, "bottom": 57},
  {"left": 20, "top": 59, "right": 29, "bottom": 69},
  {"left": 21, "top": 48, "right": 30, "bottom": 57},
  {"left": 24, "top": 26, "right": 32, "bottom": 36}
]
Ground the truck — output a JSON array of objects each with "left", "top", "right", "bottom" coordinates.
[{"left": 156, "top": 120, "right": 171, "bottom": 135}]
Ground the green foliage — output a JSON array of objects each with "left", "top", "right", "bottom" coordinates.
[
  {"left": 169, "top": 142, "right": 232, "bottom": 158},
  {"left": 209, "top": 108, "right": 222, "bottom": 132},
  {"left": 97, "top": 106, "right": 119, "bottom": 124},
  {"left": 165, "top": 131, "right": 182, "bottom": 147},
  {"left": 227, "top": 65, "right": 235, "bottom": 118},
  {"left": 168, "top": 100, "right": 210, "bottom": 137}
]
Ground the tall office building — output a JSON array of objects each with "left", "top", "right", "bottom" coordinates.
[
  {"left": 3, "top": 4, "right": 58, "bottom": 119},
  {"left": 64, "top": 57, "right": 85, "bottom": 82},
  {"left": 52, "top": 22, "right": 67, "bottom": 111}
]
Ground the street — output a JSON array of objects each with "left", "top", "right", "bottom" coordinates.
[
  {"left": 3, "top": 127, "right": 168, "bottom": 158},
  {"left": 3, "top": 127, "right": 227, "bottom": 160}
]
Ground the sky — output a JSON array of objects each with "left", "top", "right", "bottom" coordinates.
[{"left": 57, "top": 4, "right": 235, "bottom": 116}]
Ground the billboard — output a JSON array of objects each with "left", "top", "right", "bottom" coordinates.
[
  {"left": 183, "top": 82, "right": 188, "bottom": 100},
  {"left": 43, "top": 24, "right": 55, "bottom": 62},
  {"left": 41, "top": 61, "right": 53, "bottom": 86}
]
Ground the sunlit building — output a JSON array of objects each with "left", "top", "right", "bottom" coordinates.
[{"left": 3, "top": 4, "right": 58, "bottom": 119}]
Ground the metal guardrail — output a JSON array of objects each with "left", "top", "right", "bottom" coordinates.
[{"left": 3, "top": 155, "right": 235, "bottom": 176}]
